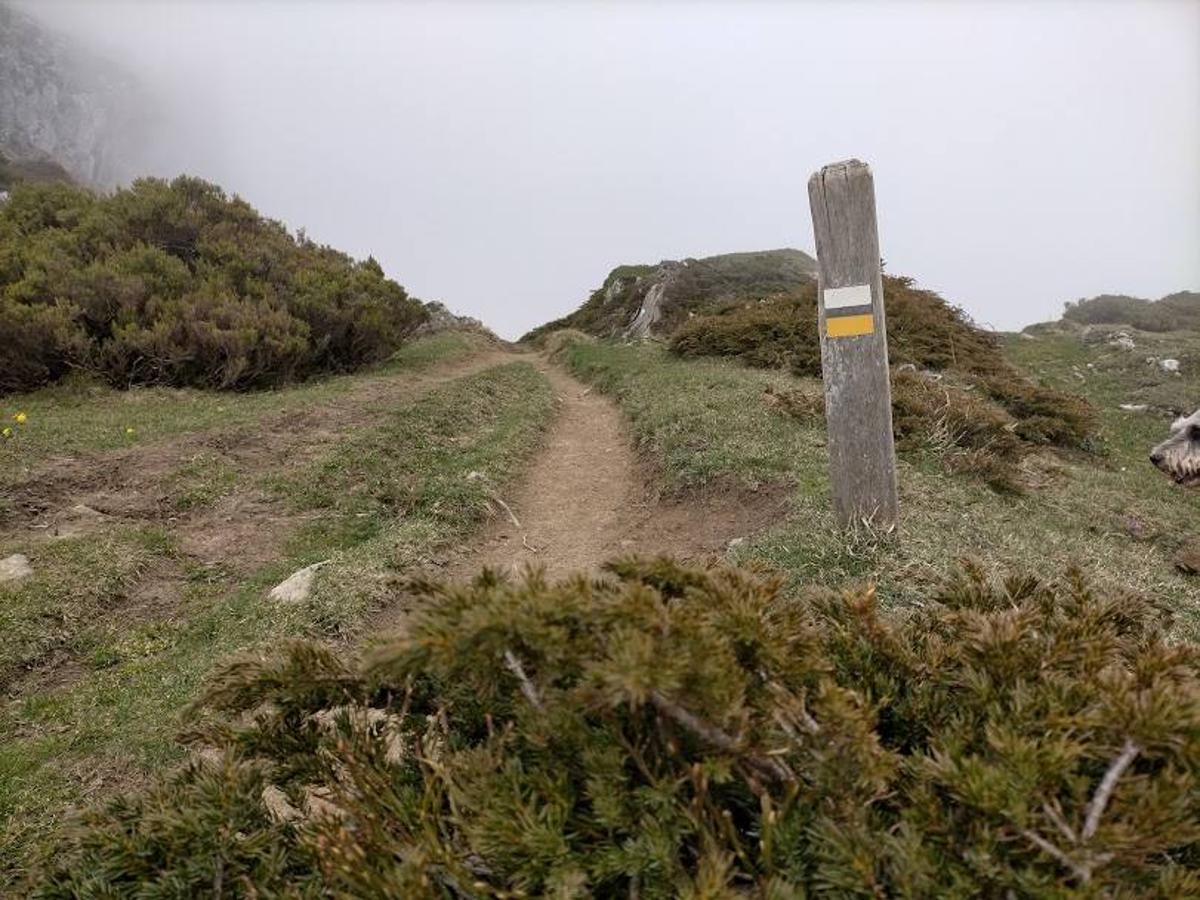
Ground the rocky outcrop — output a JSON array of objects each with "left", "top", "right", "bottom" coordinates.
[
  {"left": 415, "top": 301, "right": 495, "bottom": 338},
  {"left": 0, "top": 3, "right": 142, "bottom": 186}
]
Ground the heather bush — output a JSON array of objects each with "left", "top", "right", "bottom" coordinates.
[
  {"left": 672, "top": 276, "right": 1097, "bottom": 460},
  {"left": 0, "top": 176, "right": 427, "bottom": 392},
  {"left": 890, "top": 369, "right": 1027, "bottom": 492},
  {"left": 1062, "top": 292, "right": 1200, "bottom": 332},
  {"left": 34, "top": 559, "right": 1200, "bottom": 897},
  {"left": 670, "top": 285, "right": 822, "bottom": 374},
  {"left": 765, "top": 371, "right": 1032, "bottom": 492}
]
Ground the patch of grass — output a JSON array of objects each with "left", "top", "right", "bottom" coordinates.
[
  {"left": 166, "top": 453, "right": 240, "bottom": 511},
  {"left": 567, "top": 342, "right": 810, "bottom": 490},
  {"left": 272, "top": 361, "right": 556, "bottom": 632},
  {"left": 565, "top": 341, "right": 1200, "bottom": 635},
  {"left": 0, "top": 333, "right": 491, "bottom": 488},
  {"left": 0, "top": 528, "right": 176, "bottom": 686},
  {"left": 0, "top": 360, "right": 555, "bottom": 883},
  {"left": 380, "top": 330, "right": 495, "bottom": 373}
]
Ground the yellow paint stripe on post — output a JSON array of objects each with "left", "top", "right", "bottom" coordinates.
[{"left": 826, "top": 313, "right": 875, "bottom": 338}]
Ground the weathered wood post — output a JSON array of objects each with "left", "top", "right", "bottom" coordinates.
[{"left": 807, "top": 159, "right": 899, "bottom": 529}]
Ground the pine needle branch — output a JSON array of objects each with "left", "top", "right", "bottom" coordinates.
[{"left": 649, "top": 690, "right": 795, "bottom": 785}]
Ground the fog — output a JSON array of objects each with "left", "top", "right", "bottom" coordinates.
[{"left": 15, "top": 0, "right": 1200, "bottom": 338}]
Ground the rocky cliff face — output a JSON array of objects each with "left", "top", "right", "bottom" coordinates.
[{"left": 0, "top": 2, "right": 140, "bottom": 186}]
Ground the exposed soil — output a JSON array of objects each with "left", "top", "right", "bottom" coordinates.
[
  {"left": 4, "top": 350, "right": 512, "bottom": 547},
  {"left": 442, "top": 361, "right": 791, "bottom": 582}
]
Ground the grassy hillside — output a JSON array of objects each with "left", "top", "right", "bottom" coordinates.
[
  {"left": 0, "top": 334, "right": 554, "bottom": 882},
  {"left": 560, "top": 334, "right": 1197, "bottom": 630},
  {"left": 523, "top": 247, "right": 816, "bottom": 341},
  {"left": 533, "top": 250, "right": 1098, "bottom": 493}
]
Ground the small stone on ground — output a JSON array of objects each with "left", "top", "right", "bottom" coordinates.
[
  {"left": 0, "top": 553, "right": 33, "bottom": 584},
  {"left": 268, "top": 561, "right": 328, "bottom": 603}
]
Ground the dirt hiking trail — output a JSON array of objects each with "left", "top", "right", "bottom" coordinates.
[{"left": 446, "top": 359, "right": 790, "bottom": 582}]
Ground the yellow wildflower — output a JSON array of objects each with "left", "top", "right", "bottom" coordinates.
[
  {"left": 1, "top": 427, "right": 11, "bottom": 438},
  {"left": 125, "top": 426, "right": 136, "bottom": 435},
  {"left": 13, "top": 411, "right": 26, "bottom": 425}
]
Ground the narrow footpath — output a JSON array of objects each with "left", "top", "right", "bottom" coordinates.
[{"left": 447, "top": 358, "right": 790, "bottom": 581}]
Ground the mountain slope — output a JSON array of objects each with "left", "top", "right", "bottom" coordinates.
[{"left": 524, "top": 247, "right": 816, "bottom": 341}]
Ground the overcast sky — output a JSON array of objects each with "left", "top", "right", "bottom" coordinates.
[{"left": 17, "top": 0, "right": 1200, "bottom": 338}]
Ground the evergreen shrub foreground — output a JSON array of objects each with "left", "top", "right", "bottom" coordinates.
[
  {"left": 33, "top": 558, "right": 1199, "bottom": 897},
  {"left": 0, "top": 177, "right": 427, "bottom": 393}
]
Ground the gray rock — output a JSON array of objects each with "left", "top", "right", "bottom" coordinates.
[
  {"left": 268, "top": 561, "right": 328, "bottom": 604},
  {"left": 0, "top": 553, "right": 33, "bottom": 584}
]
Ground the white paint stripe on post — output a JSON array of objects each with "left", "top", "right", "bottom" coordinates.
[{"left": 822, "top": 284, "right": 872, "bottom": 310}]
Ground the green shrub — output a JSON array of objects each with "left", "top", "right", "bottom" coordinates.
[
  {"left": 34, "top": 559, "right": 1200, "bottom": 896},
  {"left": 672, "top": 276, "right": 1098, "bottom": 458},
  {"left": 671, "top": 286, "right": 822, "bottom": 374},
  {"left": 0, "top": 176, "right": 427, "bottom": 393},
  {"left": 671, "top": 277, "right": 1006, "bottom": 378},
  {"left": 765, "top": 371, "right": 1034, "bottom": 492},
  {"left": 890, "top": 370, "right": 1027, "bottom": 492}
]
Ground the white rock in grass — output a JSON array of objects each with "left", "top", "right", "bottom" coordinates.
[
  {"left": 268, "top": 561, "right": 328, "bottom": 604},
  {"left": 0, "top": 554, "right": 33, "bottom": 584},
  {"left": 1160, "top": 358, "right": 1181, "bottom": 374}
]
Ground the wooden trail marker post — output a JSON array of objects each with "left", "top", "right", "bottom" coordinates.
[{"left": 807, "top": 159, "right": 899, "bottom": 530}]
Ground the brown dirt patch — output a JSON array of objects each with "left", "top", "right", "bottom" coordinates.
[{"left": 3, "top": 349, "right": 513, "bottom": 536}]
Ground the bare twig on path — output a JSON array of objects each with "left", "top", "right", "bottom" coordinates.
[{"left": 491, "top": 496, "right": 521, "bottom": 528}]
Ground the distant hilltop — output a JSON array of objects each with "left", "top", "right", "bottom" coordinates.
[
  {"left": 1051, "top": 291, "right": 1200, "bottom": 333},
  {"left": 0, "top": 2, "right": 142, "bottom": 187},
  {"left": 523, "top": 248, "right": 816, "bottom": 342}
]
